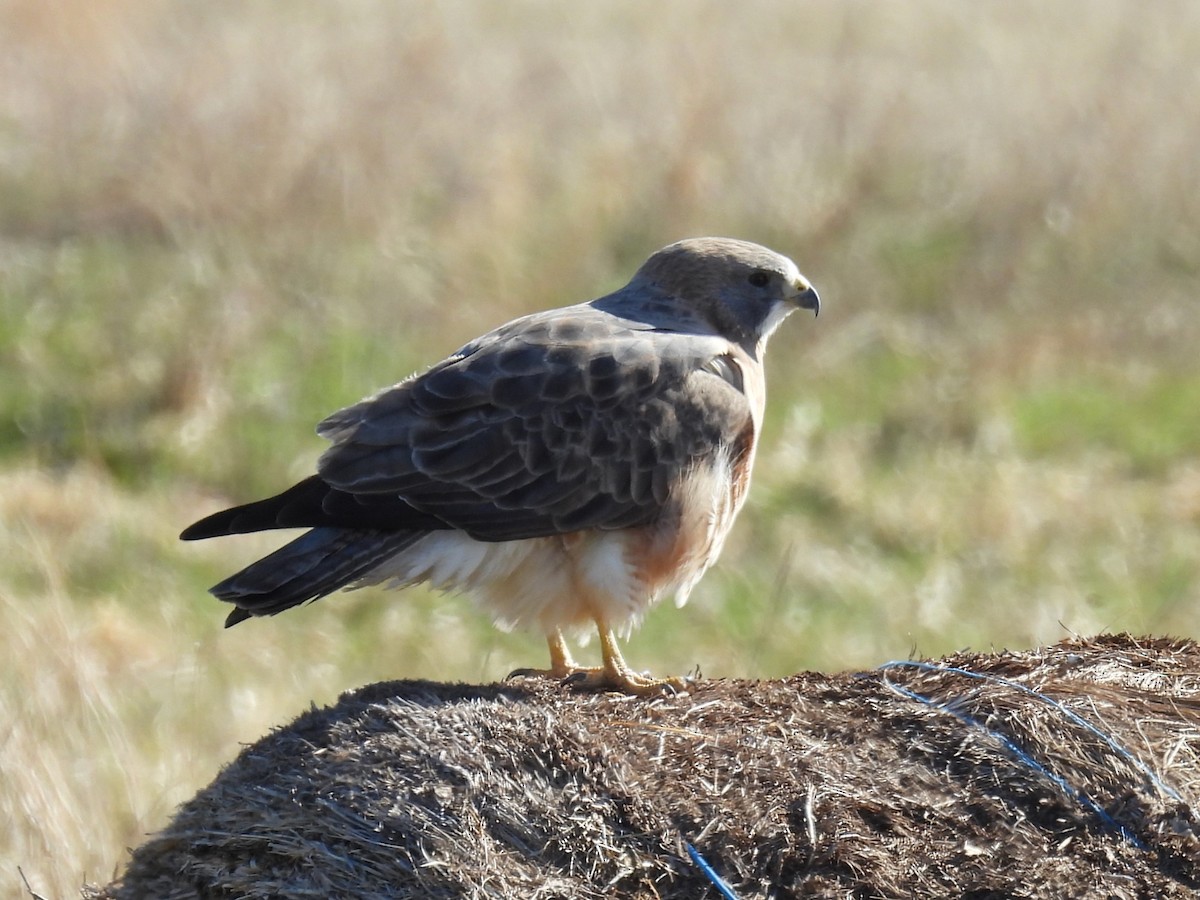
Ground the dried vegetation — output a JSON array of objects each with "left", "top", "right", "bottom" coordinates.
[{"left": 96, "top": 635, "right": 1200, "bottom": 899}]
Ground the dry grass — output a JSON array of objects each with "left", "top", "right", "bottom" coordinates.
[
  {"left": 1, "top": 1, "right": 1199, "bottom": 896},
  {"left": 93, "top": 636, "right": 1200, "bottom": 898}
]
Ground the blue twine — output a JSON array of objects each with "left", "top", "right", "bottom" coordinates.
[
  {"left": 879, "top": 660, "right": 1183, "bottom": 803},
  {"left": 876, "top": 659, "right": 1174, "bottom": 850},
  {"left": 686, "top": 841, "right": 741, "bottom": 900}
]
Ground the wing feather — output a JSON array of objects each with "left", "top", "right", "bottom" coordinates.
[{"left": 315, "top": 302, "right": 747, "bottom": 541}]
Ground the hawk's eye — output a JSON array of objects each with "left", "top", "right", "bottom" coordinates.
[{"left": 747, "top": 271, "right": 771, "bottom": 288}]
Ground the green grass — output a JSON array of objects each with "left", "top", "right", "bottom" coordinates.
[
  {"left": 2, "top": 1, "right": 1199, "bottom": 897},
  {"left": 1012, "top": 374, "right": 1200, "bottom": 475}
]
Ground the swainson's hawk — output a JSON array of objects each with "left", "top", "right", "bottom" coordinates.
[{"left": 182, "top": 237, "right": 820, "bottom": 694}]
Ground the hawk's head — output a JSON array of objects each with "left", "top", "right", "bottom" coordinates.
[{"left": 632, "top": 237, "right": 819, "bottom": 345}]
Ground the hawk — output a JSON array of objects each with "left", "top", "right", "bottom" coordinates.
[{"left": 182, "top": 237, "right": 819, "bottom": 694}]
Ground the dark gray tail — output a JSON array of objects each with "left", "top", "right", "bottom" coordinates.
[{"left": 213, "top": 528, "right": 422, "bottom": 627}]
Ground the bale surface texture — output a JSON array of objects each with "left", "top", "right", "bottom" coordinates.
[{"left": 97, "top": 635, "right": 1200, "bottom": 899}]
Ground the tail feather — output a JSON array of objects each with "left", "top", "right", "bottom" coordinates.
[
  {"left": 214, "top": 528, "right": 422, "bottom": 627},
  {"left": 181, "top": 478, "right": 329, "bottom": 539},
  {"left": 180, "top": 476, "right": 447, "bottom": 540}
]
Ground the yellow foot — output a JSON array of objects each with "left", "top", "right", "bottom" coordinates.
[
  {"left": 505, "top": 627, "right": 691, "bottom": 695},
  {"left": 563, "top": 667, "right": 691, "bottom": 696},
  {"left": 506, "top": 665, "right": 689, "bottom": 696},
  {"left": 505, "top": 664, "right": 580, "bottom": 682},
  {"left": 506, "top": 630, "right": 586, "bottom": 683}
]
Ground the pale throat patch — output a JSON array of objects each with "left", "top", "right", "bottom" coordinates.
[{"left": 758, "top": 261, "right": 808, "bottom": 342}]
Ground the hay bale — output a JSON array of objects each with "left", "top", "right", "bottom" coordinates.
[{"left": 95, "top": 635, "right": 1200, "bottom": 899}]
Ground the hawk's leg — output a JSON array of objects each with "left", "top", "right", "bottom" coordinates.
[
  {"left": 563, "top": 621, "right": 690, "bottom": 696},
  {"left": 507, "top": 628, "right": 688, "bottom": 695},
  {"left": 506, "top": 629, "right": 590, "bottom": 681}
]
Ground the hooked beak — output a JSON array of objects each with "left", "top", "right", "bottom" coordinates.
[{"left": 792, "top": 275, "right": 820, "bottom": 317}]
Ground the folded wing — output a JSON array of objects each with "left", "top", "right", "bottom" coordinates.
[{"left": 315, "top": 303, "right": 745, "bottom": 540}]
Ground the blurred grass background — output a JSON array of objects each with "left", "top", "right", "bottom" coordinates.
[{"left": 2, "top": 0, "right": 1198, "bottom": 895}]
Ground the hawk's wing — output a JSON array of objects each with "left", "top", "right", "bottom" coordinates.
[{"left": 315, "top": 302, "right": 750, "bottom": 542}]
